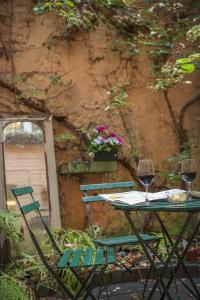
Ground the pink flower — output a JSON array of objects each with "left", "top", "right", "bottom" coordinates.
[
  {"left": 96, "top": 125, "right": 107, "bottom": 133},
  {"left": 109, "top": 132, "right": 117, "bottom": 138},
  {"left": 116, "top": 136, "right": 123, "bottom": 144}
]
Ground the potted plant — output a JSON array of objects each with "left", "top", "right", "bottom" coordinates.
[{"left": 88, "top": 125, "right": 123, "bottom": 161}]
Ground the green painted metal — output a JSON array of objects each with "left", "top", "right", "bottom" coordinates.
[
  {"left": 80, "top": 181, "right": 135, "bottom": 192},
  {"left": 21, "top": 201, "right": 40, "bottom": 215},
  {"left": 124, "top": 211, "right": 172, "bottom": 300},
  {"left": 95, "top": 248, "right": 104, "bottom": 266},
  {"left": 13, "top": 185, "right": 115, "bottom": 300},
  {"left": 94, "top": 234, "right": 160, "bottom": 246},
  {"left": 57, "top": 247, "right": 114, "bottom": 269},
  {"left": 12, "top": 186, "right": 33, "bottom": 196},
  {"left": 80, "top": 181, "right": 161, "bottom": 250},
  {"left": 70, "top": 249, "right": 83, "bottom": 268},
  {"left": 82, "top": 195, "right": 105, "bottom": 203},
  {"left": 57, "top": 249, "right": 73, "bottom": 269},
  {"left": 112, "top": 199, "right": 200, "bottom": 212},
  {"left": 106, "top": 247, "right": 115, "bottom": 264},
  {"left": 82, "top": 248, "right": 94, "bottom": 267}
]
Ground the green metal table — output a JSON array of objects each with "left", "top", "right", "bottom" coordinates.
[{"left": 111, "top": 198, "right": 200, "bottom": 300}]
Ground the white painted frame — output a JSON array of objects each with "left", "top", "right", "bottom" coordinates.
[{"left": 0, "top": 115, "right": 61, "bottom": 227}]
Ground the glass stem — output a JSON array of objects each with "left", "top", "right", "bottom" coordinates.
[
  {"left": 145, "top": 185, "right": 149, "bottom": 203},
  {"left": 187, "top": 182, "right": 191, "bottom": 200}
]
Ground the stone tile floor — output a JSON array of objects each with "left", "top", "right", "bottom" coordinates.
[
  {"left": 92, "top": 278, "right": 200, "bottom": 299},
  {"left": 43, "top": 278, "right": 200, "bottom": 299}
]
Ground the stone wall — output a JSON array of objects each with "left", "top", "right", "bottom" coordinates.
[{"left": 0, "top": 0, "right": 200, "bottom": 233}]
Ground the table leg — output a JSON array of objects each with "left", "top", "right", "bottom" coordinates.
[
  {"left": 156, "top": 212, "right": 200, "bottom": 300},
  {"left": 142, "top": 211, "right": 194, "bottom": 300},
  {"left": 125, "top": 211, "right": 173, "bottom": 300}
]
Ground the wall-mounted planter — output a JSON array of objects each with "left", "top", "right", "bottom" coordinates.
[
  {"left": 59, "top": 160, "right": 117, "bottom": 174},
  {"left": 94, "top": 151, "right": 118, "bottom": 161}
]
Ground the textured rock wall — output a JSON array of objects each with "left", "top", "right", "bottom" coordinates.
[{"left": 0, "top": 0, "right": 200, "bottom": 232}]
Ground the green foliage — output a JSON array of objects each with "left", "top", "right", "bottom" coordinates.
[
  {"left": 0, "top": 273, "right": 33, "bottom": 300},
  {"left": 49, "top": 73, "right": 62, "bottom": 85},
  {"left": 187, "top": 24, "right": 200, "bottom": 42},
  {"left": 160, "top": 144, "right": 192, "bottom": 184},
  {"left": 55, "top": 132, "right": 76, "bottom": 142},
  {"left": 34, "top": 0, "right": 200, "bottom": 92},
  {"left": 34, "top": 0, "right": 125, "bottom": 33},
  {"left": 160, "top": 171, "right": 179, "bottom": 184},
  {"left": 4, "top": 74, "right": 23, "bottom": 83},
  {"left": 111, "top": 39, "right": 139, "bottom": 58},
  {"left": 51, "top": 228, "right": 95, "bottom": 251},
  {"left": 4, "top": 228, "right": 94, "bottom": 296},
  {"left": 109, "top": 82, "right": 130, "bottom": 110},
  {"left": 152, "top": 62, "right": 184, "bottom": 90},
  {"left": 0, "top": 210, "right": 23, "bottom": 254}
]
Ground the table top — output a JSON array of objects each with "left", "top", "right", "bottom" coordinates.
[{"left": 111, "top": 198, "right": 200, "bottom": 212}]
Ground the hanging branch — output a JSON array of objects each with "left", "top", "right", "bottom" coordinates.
[
  {"left": 0, "top": 79, "right": 90, "bottom": 159},
  {"left": 178, "top": 90, "right": 200, "bottom": 135},
  {"left": 163, "top": 90, "right": 180, "bottom": 138}
]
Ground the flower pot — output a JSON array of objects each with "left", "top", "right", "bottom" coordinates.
[
  {"left": 185, "top": 247, "right": 199, "bottom": 261},
  {"left": 94, "top": 151, "right": 118, "bottom": 161}
]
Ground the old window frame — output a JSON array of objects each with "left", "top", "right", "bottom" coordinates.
[{"left": 0, "top": 114, "right": 61, "bottom": 227}]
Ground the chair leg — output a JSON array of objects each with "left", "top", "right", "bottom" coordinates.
[
  {"left": 78, "top": 266, "right": 99, "bottom": 300},
  {"left": 71, "top": 269, "right": 96, "bottom": 300},
  {"left": 81, "top": 265, "right": 108, "bottom": 300}
]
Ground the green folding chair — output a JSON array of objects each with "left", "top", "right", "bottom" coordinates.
[
  {"left": 80, "top": 181, "right": 161, "bottom": 247},
  {"left": 12, "top": 186, "right": 116, "bottom": 300},
  {"left": 80, "top": 181, "right": 162, "bottom": 290}
]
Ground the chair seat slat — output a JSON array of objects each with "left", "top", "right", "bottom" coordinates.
[
  {"left": 94, "top": 234, "right": 161, "bottom": 247},
  {"left": 107, "top": 247, "right": 115, "bottom": 264},
  {"left": 95, "top": 248, "right": 104, "bottom": 266},
  {"left": 80, "top": 181, "right": 134, "bottom": 191},
  {"left": 70, "top": 249, "right": 83, "bottom": 268},
  {"left": 82, "top": 248, "right": 94, "bottom": 267},
  {"left": 57, "top": 249, "right": 73, "bottom": 269},
  {"left": 21, "top": 201, "right": 40, "bottom": 215}
]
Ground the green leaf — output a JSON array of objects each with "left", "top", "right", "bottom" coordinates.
[
  {"left": 176, "top": 58, "right": 191, "bottom": 64},
  {"left": 179, "top": 63, "right": 195, "bottom": 74},
  {"left": 65, "top": 0, "right": 74, "bottom": 7}
]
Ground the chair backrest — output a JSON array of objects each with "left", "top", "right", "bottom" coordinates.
[
  {"left": 12, "top": 186, "right": 61, "bottom": 255},
  {"left": 11, "top": 187, "right": 75, "bottom": 298},
  {"left": 80, "top": 181, "right": 135, "bottom": 238}
]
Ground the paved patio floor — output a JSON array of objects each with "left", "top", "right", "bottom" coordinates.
[{"left": 92, "top": 278, "right": 200, "bottom": 299}]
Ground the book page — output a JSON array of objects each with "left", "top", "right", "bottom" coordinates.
[{"left": 100, "top": 189, "right": 185, "bottom": 205}]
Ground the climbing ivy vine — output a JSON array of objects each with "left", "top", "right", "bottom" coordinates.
[{"left": 0, "top": 0, "right": 200, "bottom": 188}]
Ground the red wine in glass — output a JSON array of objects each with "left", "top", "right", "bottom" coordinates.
[
  {"left": 181, "top": 172, "right": 196, "bottom": 183},
  {"left": 138, "top": 175, "right": 154, "bottom": 186},
  {"left": 137, "top": 159, "right": 155, "bottom": 204},
  {"left": 181, "top": 159, "right": 197, "bottom": 200}
]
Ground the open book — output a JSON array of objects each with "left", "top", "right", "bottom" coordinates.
[{"left": 100, "top": 189, "right": 185, "bottom": 205}]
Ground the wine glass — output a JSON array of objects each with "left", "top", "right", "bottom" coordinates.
[
  {"left": 137, "top": 159, "right": 155, "bottom": 204},
  {"left": 181, "top": 159, "right": 197, "bottom": 200}
]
